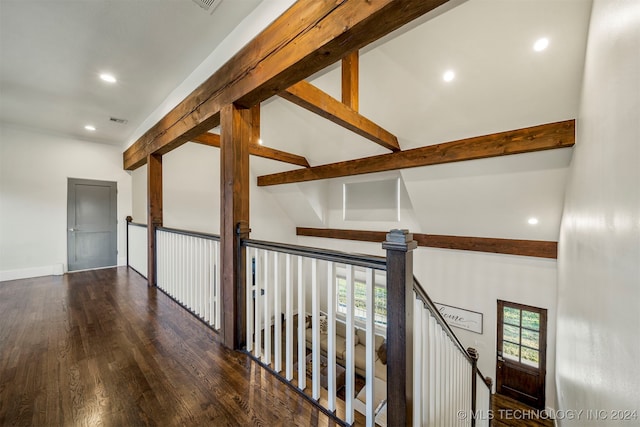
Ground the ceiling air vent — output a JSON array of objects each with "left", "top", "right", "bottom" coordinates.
[
  {"left": 192, "top": 0, "right": 223, "bottom": 14},
  {"left": 110, "top": 117, "right": 128, "bottom": 125}
]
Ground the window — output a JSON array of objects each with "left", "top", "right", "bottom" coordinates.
[
  {"left": 336, "top": 268, "right": 387, "bottom": 328},
  {"left": 502, "top": 305, "right": 541, "bottom": 367}
]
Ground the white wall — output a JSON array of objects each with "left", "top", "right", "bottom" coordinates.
[
  {"left": 164, "top": 143, "right": 220, "bottom": 234},
  {"left": 556, "top": 0, "right": 640, "bottom": 424},
  {"left": 298, "top": 233, "right": 559, "bottom": 410},
  {"left": 297, "top": 181, "right": 559, "bottom": 409},
  {"left": 131, "top": 164, "right": 147, "bottom": 224},
  {"left": 413, "top": 248, "right": 558, "bottom": 410},
  {"left": 130, "top": 142, "right": 297, "bottom": 243},
  {"left": 0, "top": 124, "right": 132, "bottom": 280}
]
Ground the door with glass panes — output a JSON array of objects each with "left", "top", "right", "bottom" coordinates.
[{"left": 496, "top": 300, "right": 547, "bottom": 409}]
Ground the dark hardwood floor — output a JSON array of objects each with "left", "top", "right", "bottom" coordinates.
[
  {"left": 491, "top": 393, "right": 554, "bottom": 427},
  {"left": 0, "top": 267, "right": 338, "bottom": 426}
]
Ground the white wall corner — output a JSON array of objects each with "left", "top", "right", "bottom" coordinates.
[{"left": 0, "top": 264, "right": 64, "bottom": 282}]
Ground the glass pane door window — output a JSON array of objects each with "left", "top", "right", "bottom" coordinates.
[
  {"left": 502, "top": 306, "right": 541, "bottom": 368},
  {"left": 496, "top": 300, "right": 547, "bottom": 409}
]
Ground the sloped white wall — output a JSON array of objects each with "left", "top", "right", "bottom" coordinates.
[
  {"left": 0, "top": 124, "right": 132, "bottom": 280},
  {"left": 556, "top": 0, "right": 640, "bottom": 424}
]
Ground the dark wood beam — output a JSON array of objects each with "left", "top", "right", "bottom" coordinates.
[
  {"left": 123, "top": 0, "right": 450, "bottom": 170},
  {"left": 280, "top": 80, "right": 400, "bottom": 151},
  {"left": 220, "top": 104, "right": 253, "bottom": 349},
  {"left": 191, "top": 133, "right": 310, "bottom": 168},
  {"left": 147, "top": 153, "right": 163, "bottom": 286},
  {"left": 342, "top": 51, "right": 359, "bottom": 111},
  {"left": 249, "top": 144, "right": 311, "bottom": 168},
  {"left": 258, "top": 120, "right": 575, "bottom": 186},
  {"left": 296, "top": 227, "right": 558, "bottom": 259}
]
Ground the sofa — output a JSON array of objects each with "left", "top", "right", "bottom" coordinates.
[
  {"left": 305, "top": 317, "right": 388, "bottom": 425},
  {"left": 304, "top": 317, "right": 386, "bottom": 378}
]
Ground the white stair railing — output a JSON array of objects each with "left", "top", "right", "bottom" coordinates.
[
  {"left": 156, "top": 227, "right": 221, "bottom": 330},
  {"left": 413, "top": 277, "right": 492, "bottom": 427},
  {"left": 126, "top": 223, "right": 493, "bottom": 426},
  {"left": 126, "top": 220, "right": 147, "bottom": 278},
  {"left": 243, "top": 239, "right": 387, "bottom": 426},
  {"left": 475, "top": 370, "right": 491, "bottom": 427}
]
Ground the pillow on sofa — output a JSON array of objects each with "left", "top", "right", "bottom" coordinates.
[{"left": 319, "top": 315, "right": 328, "bottom": 334}]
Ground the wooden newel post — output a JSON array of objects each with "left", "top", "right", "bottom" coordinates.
[
  {"left": 147, "top": 153, "right": 163, "bottom": 287},
  {"left": 468, "top": 347, "right": 479, "bottom": 427},
  {"left": 220, "top": 103, "right": 252, "bottom": 350},
  {"left": 236, "top": 221, "right": 250, "bottom": 350},
  {"left": 383, "top": 229, "right": 417, "bottom": 426}
]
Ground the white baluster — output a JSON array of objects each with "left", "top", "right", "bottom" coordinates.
[
  {"left": 326, "top": 261, "right": 336, "bottom": 411},
  {"left": 246, "top": 247, "right": 254, "bottom": 353},
  {"left": 273, "top": 251, "right": 281, "bottom": 373},
  {"left": 285, "top": 253, "right": 293, "bottom": 381},
  {"left": 429, "top": 314, "right": 436, "bottom": 426},
  {"left": 215, "top": 240, "right": 221, "bottom": 329},
  {"left": 190, "top": 236, "right": 194, "bottom": 307},
  {"left": 263, "top": 250, "right": 271, "bottom": 366},
  {"left": 156, "top": 231, "right": 162, "bottom": 289},
  {"left": 345, "top": 264, "right": 355, "bottom": 424},
  {"left": 170, "top": 233, "right": 175, "bottom": 297},
  {"left": 297, "top": 256, "right": 306, "bottom": 391},
  {"left": 205, "top": 240, "right": 211, "bottom": 324},
  {"left": 422, "top": 306, "right": 430, "bottom": 426},
  {"left": 413, "top": 296, "right": 422, "bottom": 427},
  {"left": 365, "top": 268, "right": 376, "bottom": 427},
  {"left": 197, "top": 238, "right": 206, "bottom": 319},
  {"left": 254, "top": 249, "right": 262, "bottom": 359},
  {"left": 311, "top": 258, "right": 320, "bottom": 400}
]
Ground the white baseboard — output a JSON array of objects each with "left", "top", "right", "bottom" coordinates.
[{"left": 0, "top": 263, "right": 64, "bottom": 282}]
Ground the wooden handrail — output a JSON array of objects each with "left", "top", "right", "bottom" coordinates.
[
  {"left": 127, "top": 222, "right": 147, "bottom": 228},
  {"left": 242, "top": 238, "right": 386, "bottom": 271}
]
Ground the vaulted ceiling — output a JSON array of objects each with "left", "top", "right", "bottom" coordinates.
[{"left": 0, "top": 0, "right": 593, "bottom": 243}]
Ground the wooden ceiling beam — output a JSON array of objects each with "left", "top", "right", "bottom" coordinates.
[
  {"left": 249, "top": 144, "right": 311, "bottom": 168},
  {"left": 280, "top": 80, "right": 400, "bottom": 151},
  {"left": 342, "top": 51, "right": 359, "bottom": 111},
  {"left": 191, "top": 133, "right": 310, "bottom": 168},
  {"left": 296, "top": 227, "right": 558, "bottom": 259},
  {"left": 258, "top": 120, "right": 575, "bottom": 186},
  {"left": 123, "top": 0, "right": 451, "bottom": 170}
]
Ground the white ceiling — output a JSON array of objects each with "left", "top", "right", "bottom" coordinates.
[
  {"left": 0, "top": 0, "right": 260, "bottom": 145},
  {"left": 258, "top": 0, "right": 592, "bottom": 241},
  {"left": 0, "top": 0, "right": 593, "bottom": 242}
]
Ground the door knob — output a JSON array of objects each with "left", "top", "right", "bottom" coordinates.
[{"left": 68, "top": 228, "right": 76, "bottom": 232}]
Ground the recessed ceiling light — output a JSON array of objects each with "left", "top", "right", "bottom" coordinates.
[
  {"left": 258, "top": 138, "right": 263, "bottom": 145},
  {"left": 443, "top": 70, "right": 455, "bottom": 82},
  {"left": 528, "top": 217, "right": 539, "bottom": 225},
  {"left": 84, "top": 125, "right": 96, "bottom": 131},
  {"left": 533, "top": 38, "right": 549, "bottom": 52},
  {"left": 99, "top": 73, "right": 117, "bottom": 83}
]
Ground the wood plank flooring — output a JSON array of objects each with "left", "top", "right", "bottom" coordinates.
[
  {"left": 0, "top": 267, "right": 338, "bottom": 426},
  {"left": 491, "top": 393, "right": 554, "bottom": 427}
]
